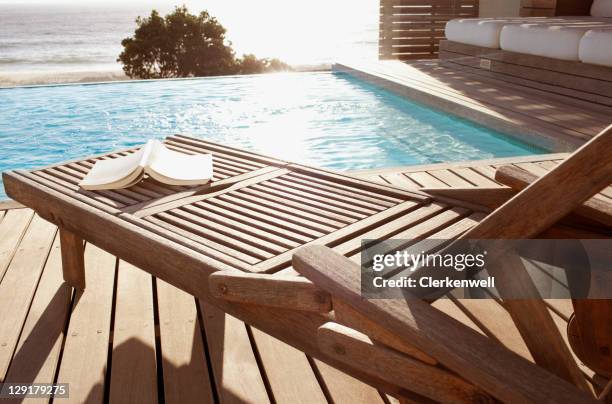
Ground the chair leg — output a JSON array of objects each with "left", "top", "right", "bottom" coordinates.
[{"left": 59, "top": 228, "right": 85, "bottom": 289}]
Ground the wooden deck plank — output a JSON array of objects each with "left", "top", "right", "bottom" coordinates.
[
  {"left": 382, "top": 173, "right": 422, "bottom": 189},
  {"left": 156, "top": 280, "right": 215, "bottom": 404},
  {"left": 0, "top": 208, "right": 34, "bottom": 281},
  {"left": 312, "top": 359, "right": 387, "bottom": 404},
  {"left": 108, "top": 262, "right": 158, "bottom": 404},
  {"left": 428, "top": 169, "right": 475, "bottom": 187},
  {"left": 249, "top": 327, "right": 327, "bottom": 403},
  {"left": 3, "top": 237, "right": 71, "bottom": 404},
  {"left": 0, "top": 146, "right": 602, "bottom": 402},
  {"left": 0, "top": 200, "right": 26, "bottom": 211},
  {"left": 451, "top": 299, "right": 533, "bottom": 361},
  {"left": 451, "top": 167, "right": 500, "bottom": 187},
  {"left": 405, "top": 171, "right": 447, "bottom": 188},
  {"left": 55, "top": 243, "right": 116, "bottom": 403},
  {"left": 0, "top": 215, "right": 56, "bottom": 381},
  {"left": 199, "top": 302, "right": 270, "bottom": 404}
]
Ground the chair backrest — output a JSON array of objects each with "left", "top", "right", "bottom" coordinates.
[{"left": 294, "top": 124, "right": 612, "bottom": 402}]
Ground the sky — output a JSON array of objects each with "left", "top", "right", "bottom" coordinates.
[{"left": 0, "top": 0, "right": 378, "bottom": 65}]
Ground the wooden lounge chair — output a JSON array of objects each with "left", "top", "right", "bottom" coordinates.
[{"left": 3, "top": 127, "right": 611, "bottom": 403}]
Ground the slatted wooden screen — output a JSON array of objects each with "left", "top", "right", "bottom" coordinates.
[{"left": 379, "top": 0, "right": 480, "bottom": 60}]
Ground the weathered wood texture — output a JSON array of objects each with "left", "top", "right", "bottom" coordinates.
[
  {"left": 439, "top": 40, "right": 612, "bottom": 100},
  {"left": 380, "top": 0, "right": 479, "bottom": 60},
  {"left": 0, "top": 210, "right": 394, "bottom": 403},
  {"left": 0, "top": 147, "right": 607, "bottom": 402},
  {"left": 293, "top": 246, "right": 598, "bottom": 404},
  {"left": 59, "top": 229, "right": 85, "bottom": 289}
]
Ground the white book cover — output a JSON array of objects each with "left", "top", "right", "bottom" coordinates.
[{"left": 79, "top": 140, "right": 213, "bottom": 190}]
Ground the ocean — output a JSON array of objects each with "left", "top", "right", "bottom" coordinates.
[{"left": 0, "top": 0, "right": 378, "bottom": 84}]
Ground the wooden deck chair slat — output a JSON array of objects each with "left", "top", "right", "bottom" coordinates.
[
  {"left": 332, "top": 299, "right": 437, "bottom": 365},
  {"left": 208, "top": 271, "right": 331, "bottom": 313},
  {"left": 293, "top": 245, "right": 598, "bottom": 404},
  {"left": 317, "top": 322, "right": 495, "bottom": 403},
  {"left": 464, "top": 124, "right": 612, "bottom": 240},
  {"left": 420, "top": 187, "right": 516, "bottom": 210},
  {"left": 240, "top": 186, "right": 356, "bottom": 225},
  {"left": 495, "top": 165, "right": 612, "bottom": 228},
  {"left": 248, "top": 182, "right": 365, "bottom": 221},
  {"left": 451, "top": 126, "right": 612, "bottom": 391}
]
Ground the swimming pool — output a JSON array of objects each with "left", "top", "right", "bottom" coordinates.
[{"left": 0, "top": 72, "right": 544, "bottom": 199}]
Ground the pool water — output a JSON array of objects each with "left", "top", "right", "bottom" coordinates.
[{"left": 0, "top": 72, "right": 544, "bottom": 199}]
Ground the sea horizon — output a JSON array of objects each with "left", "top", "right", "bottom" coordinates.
[{"left": 0, "top": 0, "right": 378, "bottom": 86}]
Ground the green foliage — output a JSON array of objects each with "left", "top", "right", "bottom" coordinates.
[
  {"left": 118, "top": 6, "right": 292, "bottom": 79},
  {"left": 237, "top": 54, "right": 293, "bottom": 75}
]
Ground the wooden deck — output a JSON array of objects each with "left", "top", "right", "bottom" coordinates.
[
  {"left": 0, "top": 203, "right": 407, "bottom": 404},
  {"left": 353, "top": 152, "right": 572, "bottom": 188},
  {"left": 0, "top": 153, "right": 608, "bottom": 403},
  {"left": 335, "top": 60, "right": 612, "bottom": 152}
]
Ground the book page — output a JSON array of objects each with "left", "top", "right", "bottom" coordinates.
[
  {"left": 146, "top": 141, "right": 213, "bottom": 185},
  {"left": 79, "top": 143, "right": 149, "bottom": 190}
]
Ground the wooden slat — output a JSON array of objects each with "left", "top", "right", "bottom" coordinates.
[
  {"left": 127, "top": 166, "right": 288, "bottom": 217},
  {"left": 422, "top": 187, "right": 515, "bottom": 210},
  {"left": 452, "top": 167, "right": 500, "bottom": 187},
  {"left": 0, "top": 208, "right": 34, "bottom": 281},
  {"left": 209, "top": 271, "right": 332, "bottom": 313},
  {"left": 495, "top": 165, "right": 612, "bottom": 227},
  {"left": 0, "top": 200, "right": 25, "bottom": 210},
  {"left": 215, "top": 194, "right": 328, "bottom": 237},
  {"left": 312, "top": 359, "right": 388, "bottom": 404},
  {"left": 242, "top": 185, "right": 357, "bottom": 225},
  {"left": 108, "top": 262, "right": 158, "bottom": 404},
  {"left": 155, "top": 211, "right": 276, "bottom": 261},
  {"left": 157, "top": 280, "right": 215, "bottom": 403},
  {"left": 333, "top": 299, "right": 437, "bottom": 365},
  {"left": 293, "top": 246, "right": 597, "bottom": 403},
  {"left": 3, "top": 237, "right": 71, "bottom": 402},
  {"left": 0, "top": 215, "right": 56, "bottom": 381},
  {"left": 169, "top": 134, "right": 285, "bottom": 167},
  {"left": 231, "top": 189, "right": 346, "bottom": 230},
  {"left": 199, "top": 302, "right": 270, "bottom": 403},
  {"left": 246, "top": 183, "right": 363, "bottom": 222},
  {"left": 3, "top": 170, "right": 417, "bottom": 397},
  {"left": 288, "top": 171, "right": 404, "bottom": 204},
  {"left": 55, "top": 244, "right": 116, "bottom": 403},
  {"left": 144, "top": 214, "right": 261, "bottom": 265},
  {"left": 450, "top": 298, "right": 532, "bottom": 361},
  {"left": 407, "top": 171, "right": 447, "bottom": 188},
  {"left": 380, "top": 0, "right": 478, "bottom": 60},
  {"left": 318, "top": 322, "right": 495, "bottom": 403},
  {"left": 195, "top": 201, "right": 309, "bottom": 245},
  {"left": 334, "top": 203, "right": 450, "bottom": 257},
  {"left": 253, "top": 200, "right": 423, "bottom": 273},
  {"left": 249, "top": 327, "right": 328, "bottom": 403}
]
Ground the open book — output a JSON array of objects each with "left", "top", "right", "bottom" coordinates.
[{"left": 79, "top": 140, "right": 213, "bottom": 190}]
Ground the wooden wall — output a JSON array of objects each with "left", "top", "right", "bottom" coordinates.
[
  {"left": 379, "top": 0, "right": 480, "bottom": 60},
  {"left": 519, "top": 0, "right": 593, "bottom": 16}
]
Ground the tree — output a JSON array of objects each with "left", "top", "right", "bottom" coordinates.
[
  {"left": 118, "top": 6, "right": 291, "bottom": 79},
  {"left": 236, "top": 55, "right": 293, "bottom": 75}
]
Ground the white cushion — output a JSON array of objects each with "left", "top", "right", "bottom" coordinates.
[
  {"left": 500, "top": 19, "right": 612, "bottom": 61},
  {"left": 445, "top": 18, "right": 555, "bottom": 49},
  {"left": 579, "top": 28, "right": 612, "bottom": 66},
  {"left": 591, "top": 0, "right": 612, "bottom": 17}
]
